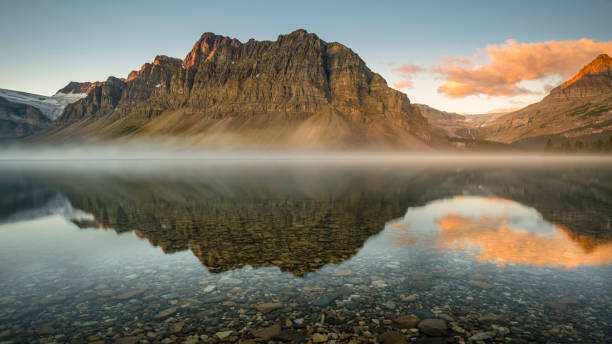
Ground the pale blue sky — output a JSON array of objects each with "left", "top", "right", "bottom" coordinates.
[{"left": 1, "top": 0, "right": 611, "bottom": 113}]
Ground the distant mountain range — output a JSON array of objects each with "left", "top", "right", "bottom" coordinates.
[
  {"left": 1, "top": 31, "right": 610, "bottom": 151},
  {"left": 2, "top": 29, "right": 446, "bottom": 150},
  {"left": 413, "top": 104, "right": 507, "bottom": 139}
]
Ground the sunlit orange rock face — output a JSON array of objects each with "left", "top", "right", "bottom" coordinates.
[
  {"left": 561, "top": 53, "right": 612, "bottom": 89},
  {"left": 391, "top": 196, "right": 612, "bottom": 268},
  {"left": 183, "top": 32, "right": 241, "bottom": 68}
]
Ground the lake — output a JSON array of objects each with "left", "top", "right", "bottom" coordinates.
[{"left": 0, "top": 156, "right": 611, "bottom": 343}]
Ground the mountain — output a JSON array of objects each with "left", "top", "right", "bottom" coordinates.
[
  {"left": 0, "top": 88, "right": 87, "bottom": 120},
  {"left": 0, "top": 86, "right": 90, "bottom": 139},
  {"left": 414, "top": 104, "right": 506, "bottom": 139},
  {"left": 414, "top": 104, "right": 469, "bottom": 137},
  {"left": 38, "top": 29, "right": 446, "bottom": 150},
  {"left": 477, "top": 54, "right": 612, "bottom": 146},
  {"left": 0, "top": 96, "right": 50, "bottom": 139}
]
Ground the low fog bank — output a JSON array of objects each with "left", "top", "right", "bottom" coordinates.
[{"left": 1, "top": 142, "right": 612, "bottom": 165}]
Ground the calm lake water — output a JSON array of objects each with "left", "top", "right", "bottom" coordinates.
[{"left": 0, "top": 157, "right": 611, "bottom": 343}]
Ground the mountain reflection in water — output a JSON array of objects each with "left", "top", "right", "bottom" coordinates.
[
  {"left": 388, "top": 196, "right": 612, "bottom": 268},
  {"left": 1, "top": 160, "right": 611, "bottom": 275}
]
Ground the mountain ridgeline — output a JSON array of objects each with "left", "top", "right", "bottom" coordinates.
[{"left": 42, "top": 29, "right": 445, "bottom": 150}]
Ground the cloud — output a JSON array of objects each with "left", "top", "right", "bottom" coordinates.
[
  {"left": 436, "top": 38, "right": 612, "bottom": 98},
  {"left": 392, "top": 64, "right": 425, "bottom": 89},
  {"left": 436, "top": 214, "right": 612, "bottom": 268},
  {"left": 393, "top": 80, "right": 414, "bottom": 89},
  {"left": 441, "top": 56, "right": 471, "bottom": 65},
  {"left": 391, "top": 38, "right": 612, "bottom": 98},
  {"left": 389, "top": 196, "right": 612, "bottom": 268}
]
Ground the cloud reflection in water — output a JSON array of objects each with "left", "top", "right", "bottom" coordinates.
[{"left": 389, "top": 196, "right": 612, "bottom": 268}]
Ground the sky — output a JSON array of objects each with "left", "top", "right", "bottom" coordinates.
[{"left": 1, "top": 0, "right": 611, "bottom": 114}]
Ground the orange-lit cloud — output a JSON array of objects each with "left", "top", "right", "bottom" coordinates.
[
  {"left": 392, "top": 38, "right": 612, "bottom": 98},
  {"left": 436, "top": 214, "right": 612, "bottom": 268},
  {"left": 392, "top": 64, "right": 425, "bottom": 89},
  {"left": 436, "top": 38, "right": 612, "bottom": 98},
  {"left": 394, "top": 79, "right": 415, "bottom": 89},
  {"left": 441, "top": 56, "right": 471, "bottom": 65}
]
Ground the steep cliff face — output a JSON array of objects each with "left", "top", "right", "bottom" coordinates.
[
  {"left": 184, "top": 32, "right": 241, "bottom": 68},
  {"left": 45, "top": 30, "right": 444, "bottom": 150},
  {"left": 478, "top": 54, "right": 612, "bottom": 145}
]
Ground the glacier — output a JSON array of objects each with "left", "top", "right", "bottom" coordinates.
[{"left": 0, "top": 88, "right": 86, "bottom": 120}]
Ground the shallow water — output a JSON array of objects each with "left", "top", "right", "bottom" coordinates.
[{"left": 0, "top": 158, "right": 611, "bottom": 343}]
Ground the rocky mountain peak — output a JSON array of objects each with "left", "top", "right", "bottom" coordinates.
[
  {"left": 561, "top": 53, "right": 612, "bottom": 89},
  {"left": 153, "top": 55, "right": 183, "bottom": 67},
  {"left": 56, "top": 81, "right": 103, "bottom": 95},
  {"left": 278, "top": 29, "right": 319, "bottom": 41},
  {"left": 183, "top": 32, "right": 242, "bottom": 68},
  {"left": 125, "top": 55, "right": 183, "bottom": 82},
  {"left": 546, "top": 53, "right": 612, "bottom": 100}
]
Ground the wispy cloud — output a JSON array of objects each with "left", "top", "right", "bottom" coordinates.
[
  {"left": 391, "top": 64, "right": 425, "bottom": 89},
  {"left": 441, "top": 56, "right": 471, "bottom": 65},
  {"left": 393, "top": 38, "right": 612, "bottom": 98}
]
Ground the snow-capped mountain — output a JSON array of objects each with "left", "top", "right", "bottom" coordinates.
[{"left": 0, "top": 88, "right": 87, "bottom": 120}]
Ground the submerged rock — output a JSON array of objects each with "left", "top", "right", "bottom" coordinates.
[
  {"left": 215, "top": 330, "right": 233, "bottom": 340},
  {"left": 379, "top": 331, "right": 407, "bottom": 344},
  {"left": 393, "top": 315, "right": 420, "bottom": 329},
  {"left": 312, "top": 333, "right": 328, "bottom": 343},
  {"left": 251, "top": 302, "right": 282, "bottom": 313},
  {"left": 469, "top": 331, "right": 496, "bottom": 341},
  {"left": 153, "top": 307, "right": 176, "bottom": 320},
  {"left": 313, "top": 293, "right": 339, "bottom": 307},
  {"left": 417, "top": 319, "right": 447, "bottom": 337},
  {"left": 251, "top": 323, "right": 281, "bottom": 341}
]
